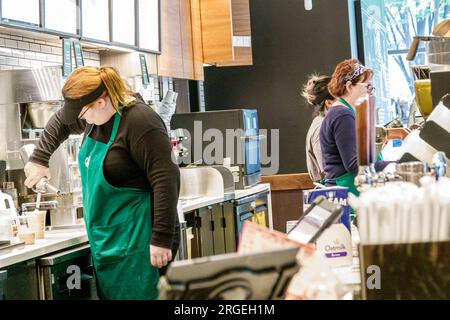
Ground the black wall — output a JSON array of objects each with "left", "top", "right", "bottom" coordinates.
[{"left": 203, "top": 0, "right": 355, "bottom": 174}]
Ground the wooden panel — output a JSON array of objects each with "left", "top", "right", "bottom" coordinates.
[
  {"left": 190, "top": 0, "right": 205, "bottom": 80},
  {"left": 173, "top": 79, "right": 190, "bottom": 113},
  {"left": 270, "top": 190, "right": 304, "bottom": 233},
  {"left": 215, "top": 0, "right": 253, "bottom": 67},
  {"left": 231, "top": 0, "right": 251, "bottom": 36},
  {"left": 180, "top": 0, "right": 194, "bottom": 79},
  {"left": 216, "top": 46, "right": 252, "bottom": 66},
  {"left": 157, "top": 0, "right": 184, "bottom": 78},
  {"left": 200, "top": 0, "right": 234, "bottom": 64},
  {"left": 261, "top": 173, "right": 314, "bottom": 191}
]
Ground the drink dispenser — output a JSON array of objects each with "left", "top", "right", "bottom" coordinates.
[
  {"left": 354, "top": 95, "right": 386, "bottom": 192},
  {"left": 0, "top": 67, "right": 84, "bottom": 227}
]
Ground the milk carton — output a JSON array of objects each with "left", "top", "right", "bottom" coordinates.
[{"left": 303, "top": 187, "right": 353, "bottom": 267}]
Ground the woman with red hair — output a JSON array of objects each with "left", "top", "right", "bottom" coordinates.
[{"left": 320, "top": 59, "right": 389, "bottom": 196}]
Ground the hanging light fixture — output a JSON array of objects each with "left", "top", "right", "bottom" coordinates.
[{"left": 305, "top": 0, "right": 313, "bottom": 11}]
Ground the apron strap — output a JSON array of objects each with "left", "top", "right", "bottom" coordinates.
[
  {"left": 338, "top": 98, "right": 356, "bottom": 116},
  {"left": 108, "top": 112, "right": 122, "bottom": 144}
]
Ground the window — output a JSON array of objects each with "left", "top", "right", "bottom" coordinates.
[
  {"left": 112, "top": 0, "right": 136, "bottom": 46},
  {"left": 138, "top": 0, "right": 160, "bottom": 52},
  {"left": 1, "top": 0, "right": 40, "bottom": 25},
  {"left": 360, "top": 0, "right": 450, "bottom": 124},
  {"left": 81, "top": 0, "right": 109, "bottom": 41},
  {"left": 44, "top": 0, "right": 78, "bottom": 34}
]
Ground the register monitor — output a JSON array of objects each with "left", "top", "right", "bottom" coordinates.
[{"left": 158, "top": 246, "right": 299, "bottom": 300}]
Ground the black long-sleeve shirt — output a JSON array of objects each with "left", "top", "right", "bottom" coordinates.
[{"left": 29, "top": 95, "right": 180, "bottom": 250}]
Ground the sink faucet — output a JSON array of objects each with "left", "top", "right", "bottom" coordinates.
[{"left": 21, "top": 200, "right": 58, "bottom": 212}]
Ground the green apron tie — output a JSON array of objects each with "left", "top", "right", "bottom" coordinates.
[{"left": 78, "top": 112, "right": 159, "bottom": 300}]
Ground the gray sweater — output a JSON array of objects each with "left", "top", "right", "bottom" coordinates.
[{"left": 305, "top": 115, "right": 325, "bottom": 182}]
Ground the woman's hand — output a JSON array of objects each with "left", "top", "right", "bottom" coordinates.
[
  {"left": 150, "top": 245, "right": 173, "bottom": 268},
  {"left": 24, "top": 162, "right": 51, "bottom": 189}
]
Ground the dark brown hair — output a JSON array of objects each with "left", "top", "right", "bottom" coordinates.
[
  {"left": 328, "top": 59, "right": 373, "bottom": 98},
  {"left": 302, "top": 74, "right": 334, "bottom": 117}
]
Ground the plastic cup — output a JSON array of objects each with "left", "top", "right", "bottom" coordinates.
[
  {"left": 414, "top": 79, "right": 433, "bottom": 119},
  {"left": 25, "top": 210, "right": 46, "bottom": 239},
  {"left": 19, "top": 231, "right": 35, "bottom": 245}
]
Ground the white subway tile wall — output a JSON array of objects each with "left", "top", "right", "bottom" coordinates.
[
  {"left": 0, "top": 32, "right": 101, "bottom": 70},
  {"left": 0, "top": 31, "right": 168, "bottom": 106}
]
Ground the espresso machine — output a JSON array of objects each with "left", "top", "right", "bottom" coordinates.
[
  {"left": 0, "top": 66, "right": 83, "bottom": 227},
  {"left": 171, "top": 109, "right": 262, "bottom": 190}
]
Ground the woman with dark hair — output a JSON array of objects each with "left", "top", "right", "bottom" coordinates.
[
  {"left": 320, "top": 59, "right": 389, "bottom": 196},
  {"left": 302, "top": 75, "right": 335, "bottom": 182}
]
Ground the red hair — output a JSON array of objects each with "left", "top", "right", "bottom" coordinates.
[{"left": 328, "top": 59, "right": 373, "bottom": 98}]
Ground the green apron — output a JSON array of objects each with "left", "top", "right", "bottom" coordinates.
[{"left": 78, "top": 112, "right": 159, "bottom": 300}]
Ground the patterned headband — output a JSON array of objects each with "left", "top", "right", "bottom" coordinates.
[{"left": 343, "top": 63, "right": 367, "bottom": 82}]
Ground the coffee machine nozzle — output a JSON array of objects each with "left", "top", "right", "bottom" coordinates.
[
  {"left": 33, "top": 178, "right": 61, "bottom": 196},
  {"left": 19, "top": 144, "right": 61, "bottom": 196}
]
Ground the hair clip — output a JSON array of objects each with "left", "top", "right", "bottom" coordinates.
[{"left": 343, "top": 63, "right": 367, "bottom": 82}]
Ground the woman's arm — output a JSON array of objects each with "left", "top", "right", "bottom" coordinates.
[
  {"left": 24, "top": 109, "right": 86, "bottom": 188},
  {"left": 129, "top": 126, "right": 180, "bottom": 250},
  {"left": 29, "top": 109, "right": 86, "bottom": 167},
  {"left": 333, "top": 113, "right": 359, "bottom": 176}
]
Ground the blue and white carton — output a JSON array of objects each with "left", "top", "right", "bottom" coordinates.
[
  {"left": 303, "top": 186, "right": 353, "bottom": 267},
  {"left": 303, "top": 186, "right": 351, "bottom": 233}
]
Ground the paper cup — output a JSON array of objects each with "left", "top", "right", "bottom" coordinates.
[
  {"left": 25, "top": 211, "right": 46, "bottom": 239},
  {"left": 19, "top": 231, "right": 35, "bottom": 245}
]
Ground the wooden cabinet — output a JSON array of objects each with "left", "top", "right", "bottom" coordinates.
[
  {"left": 157, "top": 0, "right": 252, "bottom": 79},
  {"left": 200, "top": 0, "right": 253, "bottom": 66},
  {"left": 190, "top": 0, "right": 205, "bottom": 80},
  {"left": 157, "top": 0, "right": 184, "bottom": 79},
  {"left": 158, "top": 0, "right": 201, "bottom": 80},
  {"left": 180, "top": 0, "right": 195, "bottom": 79}
]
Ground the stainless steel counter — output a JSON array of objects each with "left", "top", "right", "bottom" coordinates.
[
  {"left": 180, "top": 183, "right": 271, "bottom": 213},
  {"left": 0, "top": 229, "right": 88, "bottom": 269},
  {"left": 0, "top": 183, "right": 272, "bottom": 269},
  {"left": 234, "top": 183, "right": 271, "bottom": 200}
]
